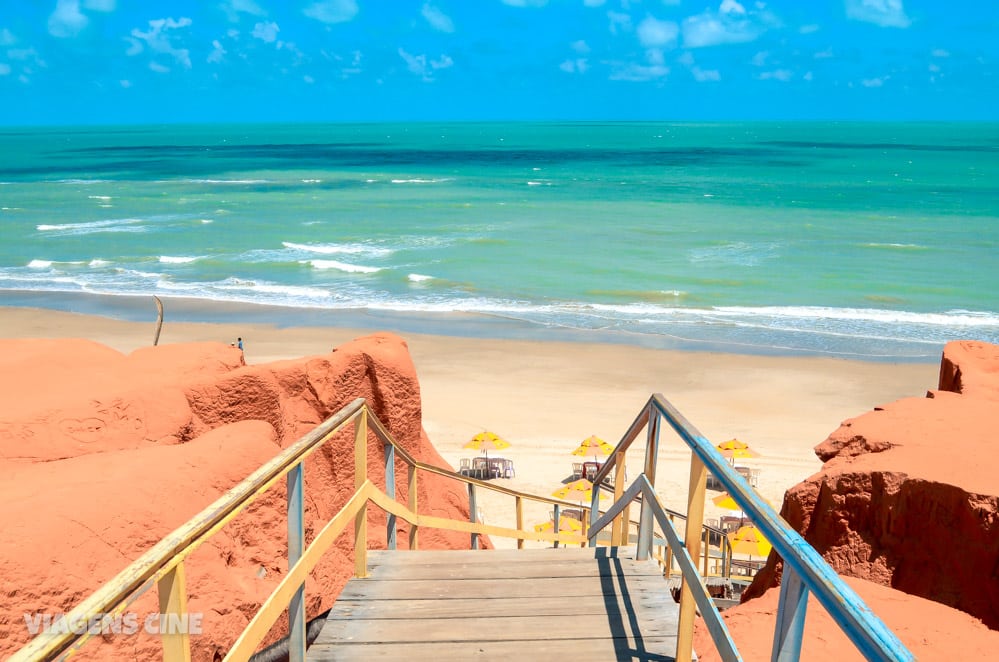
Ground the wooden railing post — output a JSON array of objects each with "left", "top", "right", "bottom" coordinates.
[
  {"left": 286, "top": 463, "right": 306, "bottom": 662},
  {"left": 157, "top": 563, "right": 191, "bottom": 662},
  {"left": 354, "top": 409, "right": 368, "bottom": 578},
  {"left": 676, "top": 453, "right": 708, "bottom": 662},
  {"left": 553, "top": 504, "right": 561, "bottom": 549},
  {"left": 702, "top": 527, "right": 709, "bottom": 576},
  {"left": 408, "top": 464, "right": 419, "bottom": 550},
  {"left": 772, "top": 567, "right": 809, "bottom": 661},
  {"left": 384, "top": 442, "right": 397, "bottom": 550},
  {"left": 612, "top": 450, "right": 628, "bottom": 546},
  {"left": 636, "top": 412, "right": 661, "bottom": 561},
  {"left": 468, "top": 483, "right": 479, "bottom": 550},
  {"left": 515, "top": 496, "right": 524, "bottom": 549}
]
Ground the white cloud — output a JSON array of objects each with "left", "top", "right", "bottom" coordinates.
[
  {"left": 304, "top": 74, "right": 314, "bottom": 83},
  {"left": 682, "top": 2, "right": 777, "bottom": 48},
  {"left": 803, "top": 70, "right": 813, "bottom": 80},
  {"left": 751, "top": 50, "right": 768, "bottom": 66},
  {"left": 129, "top": 17, "right": 193, "bottom": 69},
  {"left": 607, "top": 11, "right": 632, "bottom": 34},
  {"left": 398, "top": 47, "right": 451, "bottom": 81},
  {"left": 83, "top": 0, "right": 116, "bottom": 11},
  {"left": 431, "top": 54, "right": 453, "bottom": 69},
  {"left": 758, "top": 69, "right": 793, "bottom": 81},
  {"left": 0, "top": 28, "right": 15, "bottom": 46},
  {"left": 583, "top": 0, "right": 606, "bottom": 6},
  {"left": 691, "top": 66, "right": 720, "bottom": 81},
  {"left": 609, "top": 61, "right": 668, "bottom": 81},
  {"left": 7, "top": 48, "right": 45, "bottom": 71},
  {"left": 799, "top": 23, "right": 819, "bottom": 34},
  {"left": 845, "top": 0, "right": 910, "bottom": 28},
  {"left": 0, "top": 63, "right": 10, "bottom": 76},
  {"left": 720, "top": 0, "right": 746, "bottom": 14},
  {"left": 559, "top": 58, "right": 589, "bottom": 73},
  {"left": 422, "top": 3, "right": 455, "bottom": 32},
  {"left": 207, "top": 39, "right": 227, "bottom": 63},
  {"left": 676, "top": 51, "right": 694, "bottom": 66},
  {"left": 501, "top": 0, "right": 548, "bottom": 6},
  {"left": 862, "top": 76, "right": 887, "bottom": 87},
  {"left": 304, "top": 0, "right": 359, "bottom": 24},
  {"left": 18, "top": 73, "right": 29, "bottom": 84},
  {"left": 814, "top": 47, "right": 833, "bottom": 59},
  {"left": 931, "top": 48, "right": 950, "bottom": 58},
  {"left": 48, "top": 0, "right": 88, "bottom": 38},
  {"left": 928, "top": 63, "right": 940, "bottom": 72},
  {"left": 119, "top": 79, "right": 131, "bottom": 87},
  {"left": 221, "top": 0, "right": 266, "bottom": 22},
  {"left": 252, "top": 21, "right": 279, "bottom": 42},
  {"left": 571, "top": 40, "right": 590, "bottom": 54},
  {"left": 637, "top": 16, "right": 679, "bottom": 48},
  {"left": 149, "top": 61, "right": 170, "bottom": 73}
]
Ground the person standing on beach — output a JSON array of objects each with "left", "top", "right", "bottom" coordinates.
[{"left": 237, "top": 337, "right": 243, "bottom": 352}]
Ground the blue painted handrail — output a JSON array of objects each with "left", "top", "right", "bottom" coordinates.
[{"left": 588, "top": 394, "right": 914, "bottom": 662}]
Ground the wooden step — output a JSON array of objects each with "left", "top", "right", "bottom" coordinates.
[{"left": 307, "top": 546, "right": 682, "bottom": 661}]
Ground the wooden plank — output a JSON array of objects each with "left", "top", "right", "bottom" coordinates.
[
  {"left": 308, "top": 546, "right": 682, "bottom": 662},
  {"left": 307, "top": 636, "right": 679, "bottom": 661},
  {"left": 324, "top": 594, "right": 677, "bottom": 620},
  {"left": 316, "top": 612, "right": 678, "bottom": 644},
  {"left": 363, "top": 557, "right": 664, "bottom": 580},
  {"left": 363, "top": 546, "right": 648, "bottom": 565},
  {"left": 334, "top": 574, "right": 674, "bottom": 601}
]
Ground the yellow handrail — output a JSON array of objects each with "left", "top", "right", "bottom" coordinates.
[{"left": 14, "top": 399, "right": 592, "bottom": 661}]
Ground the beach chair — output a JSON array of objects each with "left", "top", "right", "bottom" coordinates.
[
  {"left": 459, "top": 458, "right": 472, "bottom": 476},
  {"left": 471, "top": 457, "right": 488, "bottom": 479},
  {"left": 571, "top": 462, "right": 583, "bottom": 480},
  {"left": 735, "top": 466, "right": 760, "bottom": 488},
  {"left": 502, "top": 458, "right": 516, "bottom": 478}
]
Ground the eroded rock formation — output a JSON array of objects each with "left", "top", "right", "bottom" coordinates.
[
  {"left": 700, "top": 340, "right": 999, "bottom": 656},
  {"left": 0, "top": 333, "right": 477, "bottom": 660}
]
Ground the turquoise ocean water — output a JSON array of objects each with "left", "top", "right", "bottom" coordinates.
[{"left": 0, "top": 122, "right": 996, "bottom": 361}]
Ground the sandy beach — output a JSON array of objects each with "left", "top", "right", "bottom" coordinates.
[{"left": 0, "top": 304, "right": 939, "bottom": 548}]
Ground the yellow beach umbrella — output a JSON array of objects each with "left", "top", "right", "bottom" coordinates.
[
  {"left": 716, "top": 438, "right": 760, "bottom": 461},
  {"left": 552, "top": 478, "right": 608, "bottom": 503},
  {"left": 711, "top": 491, "right": 773, "bottom": 512},
  {"left": 571, "top": 434, "right": 615, "bottom": 459},
  {"left": 463, "top": 431, "right": 510, "bottom": 458},
  {"left": 728, "top": 525, "right": 772, "bottom": 558},
  {"left": 533, "top": 516, "right": 583, "bottom": 533}
]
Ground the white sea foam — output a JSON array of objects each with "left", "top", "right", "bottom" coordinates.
[
  {"left": 687, "top": 242, "right": 781, "bottom": 267},
  {"left": 304, "top": 259, "right": 381, "bottom": 274},
  {"left": 407, "top": 273, "right": 434, "bottom": 282},
  {"left": 37, "top": 218, "right": 146, "bottom": 235},
  {"left": 199, "top": 219, "right": 213, "bottom": 224},
  {"left": 27, "top": 260, "right": 52, "bottom": 268},
  {"left": 185, "top": 179, "right": 269, "bottom": 184},
  {"left": 89, "top": 259, "right": 110, "bottom": 267},
  {"left": 713, "top": 305, "right": 999, "bottom": 328},
  {"left": 390, "top": 178, "right": 452, "bottom": 184},
  {"left": 302, "top": 179, "right": 321, "bottom": 183},
  {"left": 861, "top": 242, "right": 927, "bottom": 250},
  {"left": 282, "top": 241, "right": 393, "bottom": 257},
  {"left": 88, "top": 195, "right": 112, "bottom": 201},
  {"left": 159, "top": 255, "right": 200, "bottom": 264}
]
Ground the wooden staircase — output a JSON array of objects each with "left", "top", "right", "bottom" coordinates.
[{"left": 307, "top": 546, "right": 682, "bottom": 661}]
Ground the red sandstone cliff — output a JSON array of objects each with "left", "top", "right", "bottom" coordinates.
[
  {"left": 695, "top": 340, "right": 999, "bottom": 657},
  {"left": 0, "top": 333, "right": 479, "bottom": 660}
]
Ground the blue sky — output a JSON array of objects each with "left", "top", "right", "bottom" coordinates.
[{"left": 0, "top": 0, "right": 996, "bottom": 125}]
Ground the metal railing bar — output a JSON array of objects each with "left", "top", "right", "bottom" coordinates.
[{"left": 648, "top": 394, "right": 913, "bottom": 662}]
